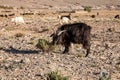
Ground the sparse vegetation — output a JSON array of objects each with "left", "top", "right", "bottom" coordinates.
[
  {"left": 83, "top": 6, "right": 92, "bottom": 12},
  {"left": 115, "top": 59, "right": 120, "bottom": 71},
  {"left": 115, "top": 65, "right": 120, "bottom": 71},
  {"left": 20, "top": 6, "right": 25, "bottom": 9},
  {"left": 76, "top": 54, "right": 83, "bottom": 58},
  {"left": 91, "top": 15, "right": 96, "bottom": 18},
  {"left": 27, "top": 41, "right": 34, "bottom": 45},
  {"left": 0, "top": 5, "right": 13, "bottom": 9},
  {"left": 5, "top": 27, "right": 15, "bottom": 31},
  {"left": 36, "top": 39, "right": 56, "bottom": 51},
  {"left": 0, "top": 46, "right": 4, "bottom": 50},
  {"left": 99, "top": 77, "right": 111, "bottom": 80},
  {"left": 46, "top": 71, "right": 69, "bottom": 80},
  {"left": 14, "top": 33, "right": 24, "bottom": 37},
  {"left": 36, "top": 39, "right": 50, "bottom": 51},
  {"left": 0, "top": 3, "right": 119, "bottom": 79},
  {"left": 0, "top": 60, "right": 25, "bottom": 71},
  {"left": 74, "top": 16, "right": 79, "bottom": 18}
]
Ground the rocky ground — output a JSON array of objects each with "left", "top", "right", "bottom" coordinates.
[
  {"left": 0, "top": 10, "right": 120, "bottom": 80},
  {"left": 0, "top": 0, "right": 120, "bottom": 10}
]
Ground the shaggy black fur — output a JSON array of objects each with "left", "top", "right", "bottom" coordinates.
[{"left": 51, "top": 22, "right": 92, "bottom": 57}]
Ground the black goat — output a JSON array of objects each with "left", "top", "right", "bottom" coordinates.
[
  {"left": 50, "top": 22, "right": 92, "bottom": 57},
  {"left": 114, "top": 15, "right": 119, "bottom": 19}
]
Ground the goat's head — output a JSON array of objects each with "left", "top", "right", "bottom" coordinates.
[{"left": 50, "top": 29, "right": 66, "bottom": 45}]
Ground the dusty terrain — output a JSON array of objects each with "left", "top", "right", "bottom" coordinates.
[
  {"left": 0, "top": 0, "right": 120, "bottom": 10},
  {"left": 0, "top": 0, "right": 120, "bottom": 80},
  {"left": 0, "top": 9, "right": 120, "bottom": 80}
]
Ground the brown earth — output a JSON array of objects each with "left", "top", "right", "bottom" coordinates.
[
  {"left": 0, "top": 0, "right": 120, "bottom": 10},
  {"left": 0, "top": 2, "right": 120, "bottom": 80}
]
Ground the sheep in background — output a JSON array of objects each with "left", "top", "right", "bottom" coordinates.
[
  {"left": 58, "top": 13, "right": 71, "bottom": 24},
  {"left": 11, "top": 16, "right": 25, "bottom": 24}
]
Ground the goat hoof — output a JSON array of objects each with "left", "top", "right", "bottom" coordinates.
[
  {"left": 62, "top": 51, "right": 68, "bottom": 54},
  {"left": 85, "top": 54, "right": 89, "bottom": 57}
]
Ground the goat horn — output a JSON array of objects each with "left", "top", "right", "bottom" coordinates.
[{"left": 57, "top": 30, "right": 66, "bottom": 36}]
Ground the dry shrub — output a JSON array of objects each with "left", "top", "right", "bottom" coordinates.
[
  {"left": 83, "top": 6, "right": 92, "bottom": 12},
  {"left": 115, "top": 65, "right": 120, "bottom": 71},
  {"left": 14, "top": 33, "right": 24, "bottom": 37},
  {"left": 0, "top": 5, "right": 13, "bottom": 9},
  {"left": 36, "top": 39, "right": 56, "bottom": 52},
  {"left": 115, "top": 59, "right": 120, "bottom": 71},
  {"left": 91, "top": 15, "right": 96, "bottom": 18},
  {"left": 46, "top": 71, "right": 69, "bottom": 80}
]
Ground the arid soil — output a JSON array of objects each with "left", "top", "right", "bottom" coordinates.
[
  {"left": 0, "top": 0, "right": 120, "bottom": 10},
  {"left": 0, "top": 8, "right": 120, "bottom": 80}
]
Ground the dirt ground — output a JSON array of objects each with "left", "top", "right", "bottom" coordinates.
[
  {"left": 0, "top": 0, "right": 120, "bottom": 10},
  {"left": 0, "top": 9, "right": 120, "bottom": 80}
]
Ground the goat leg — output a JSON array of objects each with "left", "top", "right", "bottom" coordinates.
[
  {"left": 85, "top": 48, "right": 90, "bottom": 57},
  {"left": 63, "top": 44, "right": 70, "bottom": 54}
]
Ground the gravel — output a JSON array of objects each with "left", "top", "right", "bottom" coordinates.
[{"left": 0, "top": 14, "right": 120, "bottom": 80}]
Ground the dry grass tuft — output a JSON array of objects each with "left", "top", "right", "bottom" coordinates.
[
  {"left": 36, "top": 39, "right": 56, "bottom": 52},
  {"left": 46, "top": 71, "right": 69, "bottom": 80},
  {"left": 14, "top": 33, "right": 24, "bottom": 37}
]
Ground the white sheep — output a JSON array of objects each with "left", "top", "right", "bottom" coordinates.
[
  {"left": 60, "top": 17, "right": 70, "bottom": 24},
  {"left": 11, "top": 16, "right": 25, "bottom": 24},
  {"left": 58, "top": 13, "right": 71, "bottom": 24}
]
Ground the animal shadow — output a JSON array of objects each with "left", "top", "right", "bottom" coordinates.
[{"left": 3, "top": 46, "right": 41, "bottom": 54}]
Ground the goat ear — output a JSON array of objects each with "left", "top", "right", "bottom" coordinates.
[{"left": 57, "top": 30, "right": 66, "bottom": 36}]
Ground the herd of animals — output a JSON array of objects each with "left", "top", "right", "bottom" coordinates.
[
  {"left": 0, "top": 12, "right": 120, "bottom": 57},
  {"left": 44, "top": 13, "right": 119, "bottom": 57}
]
